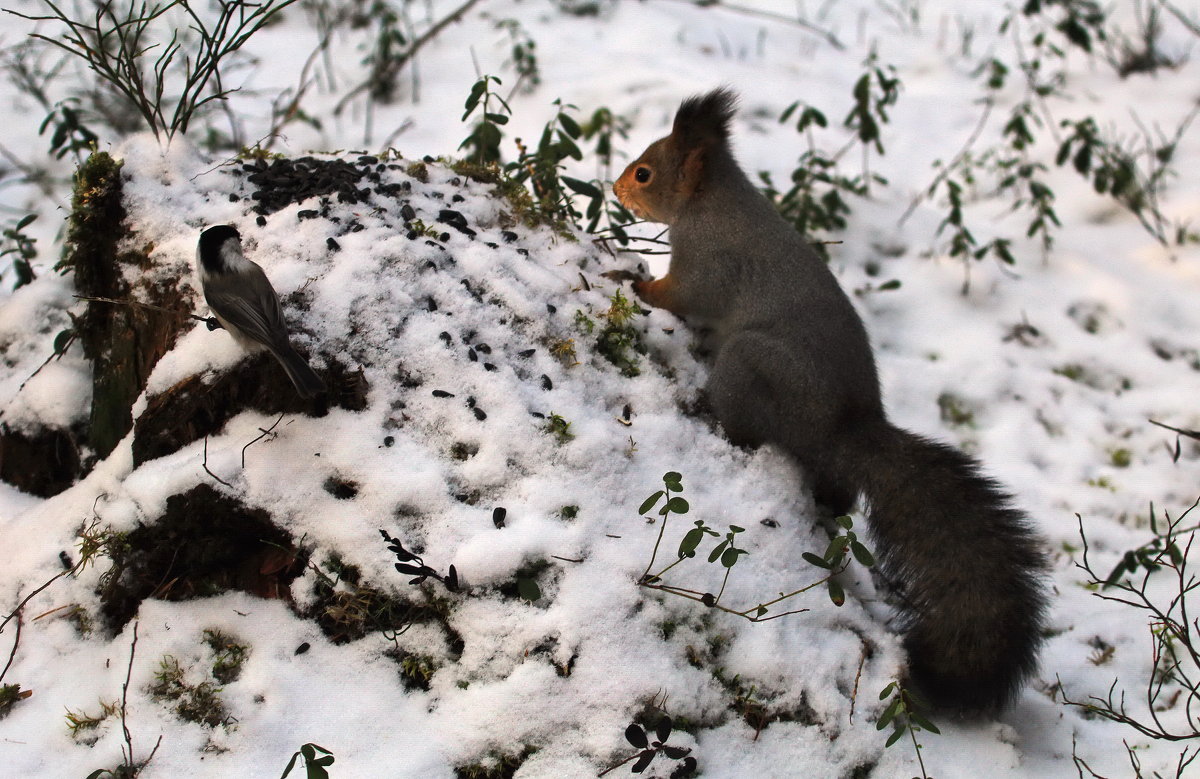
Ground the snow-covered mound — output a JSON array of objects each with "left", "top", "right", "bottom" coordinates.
[{"left": 0, "top": 138, "right": 918, "bottom": 777}]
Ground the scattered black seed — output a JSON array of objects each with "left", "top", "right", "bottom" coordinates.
[
  {"left": 423, "top": 155, "right": 435, "bottom": 163},
  {"left": 401, "top": 180, "right": 412, "bottom": 191},
  {"left": 228, "top": 192, "right": 240, "bottom": 202},
  {"left": 383, "top": 436, "right": 395, "bottom": 447},
  {"left": 295, "top": 642, "right": 311, "bottom": 655},
  {"left": 452, "top": 194, "right": 465, "bottom": 203},
  {"left": 359, "top": 155, "right": 378, "bottom": 165},
  {"left": 518, "top": 348, "right": 536, "bottom": 358},
  {"left": 326, "top": 237, "right": 341, "bottom": 252},
  {"left": 517, "top": 248, "right": 529, "bottom": 257},
  {"left": 484, "top": 363, "right": 497, "bottom": 372},
  {"left": 546, "top": 304, "right": 557, "bottom": 314},
  {"left": 466, "top": 396, "right": 477, "bottom": 408},
  {"left": 256, "top": 215, "right": 267, "bottom": 226},
  {"left": 426, "top": 297, "right": 438, "bottom": 312},
  {"left": 438, "top": 331, "right": 453, "bottom": 345},
  {"left": 350, "top": 221, "right": 365, "bottom": 232},
  {"left": 440, "top": 232, "right": 451, "bottom": 242},
  {"left": 468, "top": 348, "right": 478, "bottom": 362},
  {"left": 248, "top": 156, "right": 369, "bottom": 215},
  {"left": 59, "top": 550, "right": 73, "bottom": 569},
  {"left": 485, "top": 242, "right": 498, "bottom": 249},
  {"left": 476, "top": 343, "right": 492, "bottom": 354},
  {"left": 530, "top": 411, "right": 546, "bottom": 419},
  {"left": 401, "top": 203, "right": 416, "bottom": 221},
  {"left": 462, "top": 330, "right": 477, "bottom": 343},
  {"left": 425, "top": 240, "right": 445, "bottom": 250},
  {"left": 492, "top": 507, "right": 507, "bottom": 528},
  {"left": 761, "top": 518, "right": 780, "bottom": 528},
  {"left": 473, "top": 407, "right": 487, "bottom": 421},
  {"left": 298, "top": 209, "right": 320, "bottom": 221},
  {"left": 431, "top": 192, "right": 444, "bottom": 200},
  {"left": 451, "top": 177, "right": 462, "bottom": 186},
  {"left": 501, "top": 230, "right": 518, "bottom": 243},
  {"left": 423, "top": 260, "right": 437, "bottom": 271},
  {"left": 541, "top": 375, "right": 552, "bottom": 390},
  {"left": 407, "top": 231, "right": 419, "bottom": 240},
  {"left": 432, "top": 390, "right": 454, "bottom": 398},
  {"left": 623, "top": 404, "right": 632, "bottom": 421}
]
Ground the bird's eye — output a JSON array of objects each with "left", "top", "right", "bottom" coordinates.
[{"left": 635, "top": 166, "right": 651, "bottom": 183}]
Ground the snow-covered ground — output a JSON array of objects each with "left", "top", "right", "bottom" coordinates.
[{"left": 1, "top": 1, "right": 1199, "bottom": 776}]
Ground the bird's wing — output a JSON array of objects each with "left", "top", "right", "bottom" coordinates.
[{"left": 204, "top": 271, "right": 291, "bottom": 348}]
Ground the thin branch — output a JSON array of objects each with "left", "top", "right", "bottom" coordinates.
[
  {"left": 241, "top": 412, "right": 285, "bottom": 468},
  {"left": 202, "top": 436, "right": 232, "bottom": 488},
  {"left": 334, "top": 0, "right": 485, "bottom": 115},
  {"left": 0, "top": 610, "right": 21, "bottom": 683},
  {"left": 655, "top": 0, "right": 844, "bottom": 50}
]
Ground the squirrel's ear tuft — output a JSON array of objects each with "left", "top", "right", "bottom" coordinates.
[{"left": 672, "top": 87, "right": 738, "bottom": 150}]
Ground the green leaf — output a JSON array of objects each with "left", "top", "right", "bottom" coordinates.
[
  {"left": 720, "top": 547, "right": 744, "bottom": 568},
  {"left": 877, "top": 696, "right": 901, "bottom": 729},
  {"left": 625, "top": 723, "right": 648, "bottom": 749},
  {"left": 879, "top": 682, "right": 896, "bottom": 699},
  {"left": 827, "top": 578, "right": 845, "bottom": 607},
  {"left": 559, "top": 112, "right": 582, "bottom": 138},
  {"left": 728, "top": 525, "right": 745, "bottom": 533},
  {"left": 562, "top": 176, "right": 602, "bottom": 199},
  {"left": 485, "top": 112, "right": 510, "bottom": 125},
  {"left": 15, "top": 213, "right": 36, "bottom": 230},
  {"left": 639, "top": 491, "right": 664, "bottom": 515},
  {"left": 664, "top": 471, "right": 682, "bottom": 484},
  {"left": 665, "top": 497, "right": 689, "bottom": 515},
  {"left": 678, "top": 527, "right": 705, "bottom": 559},
  {"left": 517, "top": 577, "right": 541, "bottom": 602},
  {"left": 909, "top": 712, "right": 940, "bottom": 733},
  {"left": 850, "top": 541, "right": 876, "bottom": 567},
  {"left": 884, "top": 726, "right": 906, "bottom": 747},
  {"left": 835, "top": 515, "right": 853, "bottom": 530},
  {"left": 802, "top": 552, "right": 831, "bottom": 570},
  {"left": 708, "top": 540, "right": 729, "bottom": 564},
  {"left": 780, "top": 100, "right": 799, "bottom": 123}
]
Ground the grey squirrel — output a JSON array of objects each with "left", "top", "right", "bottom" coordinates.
[{"left": 614, "top": 88, "right": 1048, "bottom": 715}]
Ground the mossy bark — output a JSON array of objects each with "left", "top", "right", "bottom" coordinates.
[{"left": 63, "top": 151, "right": 188, "bottom": 463}]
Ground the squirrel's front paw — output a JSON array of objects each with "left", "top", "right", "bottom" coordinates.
[{"left": 599, "top": 269, "right": 644, "bottom": 284}]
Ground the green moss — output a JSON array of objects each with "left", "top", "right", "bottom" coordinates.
[
  {"left": 203, "top": 629, "right": 250, "bottom": 684},
  {"left": 1110, "top": 448, "right": 1132, "bottom": 468},
  {"left": 937, "top": 392, "right": 975, "bottom": 428},
  {"left": 0, "top": 683, "right": 28, "bottom": 720},
  {"left": 149, "top": 656, "right": 229, "bottom": 728}
]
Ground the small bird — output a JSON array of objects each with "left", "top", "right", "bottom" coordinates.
[{"left": 196, "top": 225, "right": 325, "bottom": 399}]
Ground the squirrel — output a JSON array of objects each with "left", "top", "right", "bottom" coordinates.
[{"left": 613, "top": 88, "right": 1049, "bottom": 716}]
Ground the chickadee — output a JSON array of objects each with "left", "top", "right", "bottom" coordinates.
[{"left": 196, "top": 225, "right": 325, "bottom": 399}]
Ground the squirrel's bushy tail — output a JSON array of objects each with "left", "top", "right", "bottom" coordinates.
[{"left": 826, "top": 421, "right": 1048, "bottom": 715}]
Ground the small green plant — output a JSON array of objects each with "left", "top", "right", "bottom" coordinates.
[
  {"left": 637, "top": 472, "right": 869, "bottom": 619},
  {"left": 280, "top": 742, "right": 335, "bottom": 779},
  {"left": 379, "top": 529, "right": 459, "bottom": 591},
  {"left": 65, "top": 699, "right": 120, "bottom": 737},
  {"left": 11, "top": 0, "right": 297, "bottom": 142},
  {"left": 0, "top": 683, "right": 30, "bottom": 719},
  {"left": 203, "top": 629, "right": 249, "bottom": 684},
  {"left": 545, "top": 413, "right": 574, "bottom": 443},
  {"left": 496, "top": 18, "right": 540, "bottom": 92},
  {"left": 149, "top": 655, "right": 228, "bottom": 728},
  {"left": 1, "top": 213, "right": 38, "bottom": 290},
  {"left": 460, "top": 75, "right": 510, "bottom": 165},
  {"left": 599, "top": 714, "right": 695, "bottom": 776},
  {"left": 877, "top": 680, "right": 940, "bottom": 779},
  {"left": 1065, "top": 499, "right": 1200, "bottom": 774}
]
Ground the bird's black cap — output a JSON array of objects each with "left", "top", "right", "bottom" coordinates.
[{"left": 198, "top": 224, "right": 242, "bottom": 272}]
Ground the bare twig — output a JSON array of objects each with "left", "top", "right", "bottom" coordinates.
[
  {"left": 202, "top": 436, "right": 233, "bottom": 488},
  {"left": 0, "top": 610, "right": 21, "bottom": 683},
  {"left": 74, "top": 294, "right": 214, "bottom": 325},
  {"left": 655, "top": 0, "right": 844, "bottom": 50},
  {"left": 241, "top": 412, "right": 285, "bottom": 467},
  {"left": 333, "top": 0, "right": 485, "bottom": 115}
]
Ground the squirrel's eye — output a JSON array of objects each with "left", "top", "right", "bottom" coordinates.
[{"left": 635, "top": 166, "right": 651, "bottom": 183}]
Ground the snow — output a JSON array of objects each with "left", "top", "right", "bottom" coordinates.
[{"left": 1, "top": 1, "right": 1200, "bottom": 777}]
